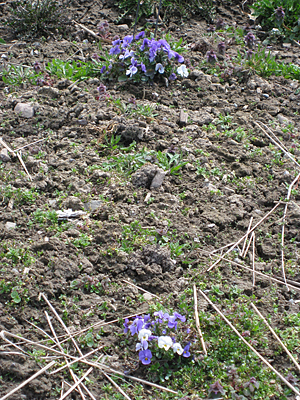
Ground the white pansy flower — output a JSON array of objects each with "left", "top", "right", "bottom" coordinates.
[
  {"left": 155, "top": 63, "right": 165, "bottom": 74},
  {"left": 138, "top": 329, "right": 152, "bottom": 341},
  {"left": 172, "top": 343, "right": 183, "bottom": 355},
  {"left": 177, "top": 65, "right": 189, "bottom": 78},
  {"left": 158, "top": 336, "right": 173, "bottom": 351}
]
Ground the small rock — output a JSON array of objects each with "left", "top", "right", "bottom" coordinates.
[
  {"left": 179, "top": 110, "right": 188, "bottom": 126},
  {"left": 38, "top": 86, "right": 60, "bottom": 98},
  {"left": 48, "top": 199, "right": 57, "bottom": 207},
  {"left": 0, "top": 148, "right": 10, "bottom": 162},
  {"left": 61, "top": 196, "right": 84, "bottom": 211},
  {"left": 150, "top": 168, "right": 166, "bottom": 189},
  {"left": 14, "top": 103, "right": 34, "bottom": 118},
  {"left": 118, "top": 24, "right": 129, "bottom": 31},
  {"left": 143, "top": 293, "right": 153, "bottom": 301},
  {"left": 189, "top": 70, "right": 203, "bottom": 80},
  {"left": 84, "top": 200, "right": 102, "bottom": 212},
  {"left": 282, "top": 43, "right": 291, "bottom": 48},
  {"left": 262, "top": 93, "right": 269, "bottom": 99},
  {"left": 277, "top": 114, "right": 292, "bottom": 126},
  {"left": 5, "top": 222, "right": 16, "bottom": 230}
]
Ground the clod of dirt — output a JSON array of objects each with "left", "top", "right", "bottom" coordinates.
[{"left": 132, "top": 164, "right": 158, "bottom": 188}]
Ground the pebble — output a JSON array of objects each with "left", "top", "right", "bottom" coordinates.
[
  {"left": 0, "top": 148, "right": 10, "bottom": 162},
  {"left": 5, "top": 222, "right": 16, "bottom": 230},
  {"left": 14, "top": 103, "right": 34, "bottom": 118},
  {"left": 143, "top": 293, "right": 153, "bottom": 301},
  {"left": 262, "top": 93, "right": 269, "bottom": 98},
  {"left": 83, "top": 200, "right": 102, "bottom": 212}
]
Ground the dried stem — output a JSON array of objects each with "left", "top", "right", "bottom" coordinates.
[
  {"left": 17, "top": 151, "right": 32, "bottom": 181},
  {"left": 154, "top": 0, "right": 163, "bottom": 38},
  {"left": 0, "top": 361, "right": 55, "bottom": 400},
  {"left": 193, "top": 284, "right": 207, "bottom": 355},
  {"left": 122, "top": 279, "right": 159, "bottom": 299},
  {"left": 15, "top": 138, "right": 46, "bottom": 152},
  {"left": 198, "top": 290, "right": 300, "bottom": 396},
  {"left": 103, "top": 372, "right": 133, "bottom": 400},
  {"left": 255, "top": 121, "right": 300, "bottom": 171},
  {"left": 243, "top": 231, "right": 254, "bottom": 259},
  {"left": 199, "top": 249, "right": 300, "bottom": 292},
  {"left": 252, "top": 232, "right": 256, "bottom": 287},
  {"left": 241, "top": 217, "right": 253, "bottom": 257},
  {"left": 132, "top": 0, "right": 141, "bottom": 40},
  {"left": 50, "top": 347, "right": 102, "bottom": 375},
  {"left": 60, "top": 368, "right": 93, "bottom": 400},
  {"left": 44, "top": 311, "right": 87, "bottom": 400},
  {"left": 280, "top": 172, "right": 300, "bottom": 291},
  {"left": 207, "top": 202, "right": 281, "bottom": 271},
  {"left": 251, "top": 303, "right": 300, "bottom": 373}
]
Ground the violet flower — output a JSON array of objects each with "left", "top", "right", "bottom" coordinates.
[
  {"left": 169, "top": 73, "right": 177, "bottom": 81},
  {"left": 126, "top": 65, "right": 138, "bottom": 77},
  {"left": 274, "top": 6, "right": 285, "bottom": 21},
  {"left": 135, "top": 31, "right": 145, "bottom": 40},
  {"left": 155, "top": 63, "right": 165, "bottom": 74},
  {"left": 139, "top": 349, "right": 152, "bottom": 365},
  {"left": 244, "top": 32, "right": 256, "bottom": 49},
  {"left": 122, "top": 35, "right": 133, "bottom": 48},
  {"left": 100, "top": 65, "right": 106, "bottom": 74},
  {"left": 208, "top": 380, "right": 225, "bottom": 396},
  {"left": 216, "top": 18, "right": 225, "bottom": 29},
  {"left": 33, "top": 61, "right": 42, "bottom": 73},
  {"left": 182, "top": 343, "right": 191, "bottom": 357},
  {"left": 173, "top": 52, "right": 184, "bottom": 63},
  {"left": 129, "top": 317, "right": 143, "bottom": 335},
  {"left": 123, "top": 318, "right": 129, "bottom": 334},
  {"left": 109, "top": 45, "right": 121, "bottom": 55},
  {"left": 206, "top": 50, "right": 217, "bottom": 64},
  {"left": 217, "top": 42, "right": 226, "bottom": 55},
  {"left": 140, "top": 62, "right": 147, "bottom": 73},
  {"left": 246, "top": 49, "right": 254, "bottom": 60},
  {"left": 174, "top": 312, "right": 186, "bottom": 322}
]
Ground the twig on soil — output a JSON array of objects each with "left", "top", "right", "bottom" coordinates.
[
  {"left": 241, "top": 217, "right": 253, "bottom": 257},
  {"left": 17, "top": 151, "right": 32, "bottom": 181},
  {"left": 50, "top": 347, "right": 102, "bottom": 375},
  {"left": 56, "top": 312, "right": 144, "bottom": 343},
  {"left": 207, "top": 202, "right": 281, "bottom": 271},
  {"left": 154, "top": 0, "right": 163, "bottom": 38},
  {"left": 0, "top": 137, "right": 16, "bottom": 157},
  {"left": 198, "top": 290, "right": 300, "bottom": 396},
  {"left": 0, "top": 360, "right": 55, "bottom": 400},
  {"left": 252, "top": 233, "right": 256, "bottom": 287},
  {"left": 251, "top": 303, "right": 300, "bottom": 373},
  {"left": 254, "top": 121, "right": 300, "bottom": 171},
  {"left": 209, "top": 242, "right": 235, "bottom": 255},
  {"left": 193, "top": 284, "right": 207, "bottom": 355},
  {"left": 293, "top": 40, "right": 300, "bottom": 47},
  {"left": 280, "top": 172, "right": 300, "bottom": 291},
  {"left": 243, "top": 231, "right": 254, "bottom": 259},
  {"left": 45, "top": 311, "right": 88, "bottom": 400},
  {"left": 122, "top": 279, "right": 160, "bottom": 299},
  {"left": 15, "top": 138, "right": 47, "bottom": 152},
  {"left": 199, "top": 248, "right": 300, "bottom": 292},
  {"left": 103, "top": 372, "right": 133, "bottom": 400},
  {"left": 60, "top": 368, "right": 93, "bottom": 400},
  {"left": 72, "top": 20, "right": 111, "bottom": 43}
]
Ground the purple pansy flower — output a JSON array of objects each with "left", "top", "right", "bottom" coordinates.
[
  {"left": 100, "top": 65, "right": 106, "bottom": 74},
  {"left": 140, "top": 38, "right": 151, "bottom": 51},
  {"left": 123, "top": 318, "right": 129, "bottom": 334},
  {"left": 135, "top": 31, "right": 145, "bottom": 40},
  {"left": 169, "top": 73, "right": 177, "bottom": 81},
  {"left": 122, "top": 35, "right": 134, "bottom": 48},
  {"left": 183, "top": 343, "right": 191, "bottom": 357},
  {"left": 139, "top": 349, "right": 152, "bottom": 365},
  {"left": 174, "top": 312, "right": 186, "bottom": 322},
  {"left": 173, "top": 52, "right": 184, "bottom": 63},
  {"left": 140, "top": 62, "right": 147, "bottom": 73},
  {"left": 109, "top": 45, "right": 121, "bottom": 55},
  {"left": 129, "top": 317, "right": 143, "bottom": 335},
  {"left": 112, "top": 38, "right": 121, "bottom": 46}
]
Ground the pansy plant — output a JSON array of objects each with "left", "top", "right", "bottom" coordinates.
[
  {"left": 95, "top": 32, "right": 188, "bottom": 83},
  {"left": 123, "top": 311, "right": 192, "bottom": 365}
]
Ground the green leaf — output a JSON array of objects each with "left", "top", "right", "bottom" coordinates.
[
  {"left": 0, "top": 38, "right": 5, "bottom": 44},
  {"left": 118, "top": 75, "right": 128, "bottom": 82},
  {"left": 11, "top": 289, "right": 21, "bottom": 303}
]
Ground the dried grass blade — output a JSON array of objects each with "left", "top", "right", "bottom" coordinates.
[
  {"left": 251, "top": 303, "right": 300, "bottom": 373},
  {"left": 241, "top": 217, "right": 253, "bottom": 257},
  {"left": 103, "top": 372, "right": 133, "bottom": 400},
  {"left": 193, "top": 284, "right": 207, "bottom": 355},
  {"left": 207, "top": 202, "right": 281, "bottom": 271},
  {"left": 17, "top": 151, "right": 32, "bottom": 181},
  {"left": 252, "top": 232, "right": 256, "bottom": 287},
  {"left": 60, "top": 367, "right": 93, "bottom": 400}
]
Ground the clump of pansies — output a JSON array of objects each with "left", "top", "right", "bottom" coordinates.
[
  {"left": 95, "top": 32, "right": 188, "bottom": 83},
  {"left": 124, "top": 311, "right": 192, "bottom": 365}
]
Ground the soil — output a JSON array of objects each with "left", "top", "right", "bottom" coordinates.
[{"left": 0, "top": 0, "right": 300, "bottom": 399}]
